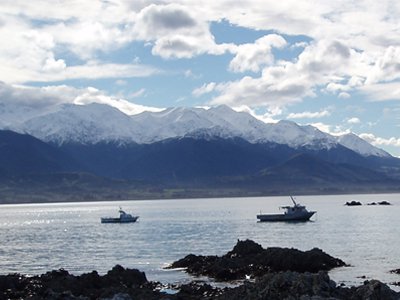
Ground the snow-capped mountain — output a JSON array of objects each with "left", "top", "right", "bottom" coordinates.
[
  {"left": 0, "top": 102, "right": 390, "bottom": 158},
  {"left": 18, "top": 103, "right": 145, "bottom": 145}
]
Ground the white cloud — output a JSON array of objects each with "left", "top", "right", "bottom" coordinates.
[
  {"left": 231, "top": 105, "right": 282, "bottom": 123},
  {"left": 347, "top": 117, "right": 360, "bottom": 124},
  {"left": 133, "top": 3, "right": 234, "bottom": 59},
  {"left": 287, "top": 110, "right": 330, "bottom": 119},
  {"left": 73, "top": 87, "right": 162, "bottom": 115},
  {"left": 229, "top": 34, "right": 287, "bottom": 73},
  {"left": 360, "top": 133, "right": 400, "bottom": 147},
  {"left": 310, "top": 122, "right": 350, "bottom": 136},
  {"left": 365, "top": 46, "right": 400, "bottom": 84},
  {"left": 0, "top": 82, "right": 162, "bottom": 118},
  {"left": 2, "top": 0, "right": 400, "bottom": 107},
  {"left": 0, "top": 60, "right": 160, "bottom": 84},
  {"left": 192, "top": 82, "right": 216, "bottom": 97},
  {"left": 359, "top": 82, "right": 400, "bottom": 101},
  {"left": 338, "top": 92, "right": 351, "bottom": 99}
]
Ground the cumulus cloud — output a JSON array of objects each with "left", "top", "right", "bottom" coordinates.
[
  {"left": 3, "top": 0, "right": 400, "bottom": 110},
  {"left": 133, "top": 3, "right": 234, "bottom": 59},
  {"left": 359, "top": 82, "right": 400, "bottom": 101},
  {"left": 365, "top": 46, "right": 400, "bottom": 84},
  {"left": 229, "top": 34, "right": 287, "bottom": 73},
  {"left": 0, "top": 82, "right": 162, "bottom": 120}
]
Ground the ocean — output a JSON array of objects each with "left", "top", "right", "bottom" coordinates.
[{"left": 0, "top": 194, "right": 399, "bottom": 291}]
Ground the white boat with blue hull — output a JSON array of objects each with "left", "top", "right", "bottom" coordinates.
[
  {"left": 101, "top": 208, "right": 139, "bottom": 223},
  {"left": 257, "top": 196, "right": 316, "bottom": 222}
]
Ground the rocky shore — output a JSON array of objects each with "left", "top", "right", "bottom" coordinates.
[{"left": 0, "top": 240, "right": 399, "bottom": 299}]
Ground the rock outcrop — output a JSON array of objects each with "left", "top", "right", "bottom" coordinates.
[{"left": 168, "top": 239, "right": 346, "bottom": 281}]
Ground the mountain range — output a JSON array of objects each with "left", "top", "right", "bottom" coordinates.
[{"left": 1, "top": 103, "right": 399, "bottom": 203}]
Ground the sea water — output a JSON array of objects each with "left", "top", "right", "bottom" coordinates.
[{"left": 0, "top": 194, "right": 399, "bottom": 291}]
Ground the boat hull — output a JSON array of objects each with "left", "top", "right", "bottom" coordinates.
[
  {"left": 101, "top": 216, "right": 139, "bottom": 223},
  {"left": 257, "top": 211, "right": 315, "bottom": 222}
]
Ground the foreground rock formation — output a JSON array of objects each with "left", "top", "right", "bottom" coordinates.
[
  {"left": 0, "top": 265, "right": 164, "bottom": 300},
  {"left": 168, "top": 239, "right": 346, "bottom": 280},
  {"left": 0, "top": 240, "right": 398, "bottom": 299}
]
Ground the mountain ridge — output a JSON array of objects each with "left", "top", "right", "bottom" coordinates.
[
  {"left": 1, "top": 102, "right": 390, "bottom": 158},
  {"left": 1, "top": 129, "right": 400, "bottom": 203}
]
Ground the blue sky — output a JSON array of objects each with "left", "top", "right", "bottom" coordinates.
[{"left": 1, "top": 1, "right": 400, "bottom": 155}]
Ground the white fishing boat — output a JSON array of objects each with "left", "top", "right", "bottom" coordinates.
[
  {"left": 257, "top": 196, "right": 315, "bottom": 222},
  {"left": 101, "top": 208, "right": 139, "bottom": 223}
]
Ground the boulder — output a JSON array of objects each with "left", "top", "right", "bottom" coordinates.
[{"left": 349, "top": 280, "right": 399, "bottom": 300}]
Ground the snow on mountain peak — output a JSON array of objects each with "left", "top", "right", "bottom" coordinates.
[
  {"left": 19, "top": 103, "right": 144, "bottom": 145},
  {"left": 260, "top": 120, "right": 337, "bottom": 149},
  {"left": 337, "top": 132, "right": 391, "bottom": 157},
  {"left": 0, "top": 101, "right": 391, "bottom": 158}
]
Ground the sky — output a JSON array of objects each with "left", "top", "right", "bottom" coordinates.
[{"left": 1, "top": 1, "right": 400, "bottom": 155}]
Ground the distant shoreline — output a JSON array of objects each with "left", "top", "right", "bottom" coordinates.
[{"left": 1, "top": 188, "right": 399, "bottom": 205}]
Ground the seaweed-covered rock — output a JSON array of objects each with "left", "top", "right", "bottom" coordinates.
[{"left": 168, "top": 239, "right": 346, "bottom": 281}]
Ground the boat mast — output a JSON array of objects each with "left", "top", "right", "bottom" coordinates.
[{"left": 290, "top": 196, "right": 297, "bottom": 206}]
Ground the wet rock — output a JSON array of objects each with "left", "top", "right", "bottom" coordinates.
[
  {"left": 168, "top": 239, "right": 346, "bottom": 281},
  {"left": 390, "top": 268, "right": 400, "bottom": 274},
  {"left": 345, "top": 201, "right": 362, "bottom": 206}
]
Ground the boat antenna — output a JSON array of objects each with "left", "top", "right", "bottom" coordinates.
[{"left": 290, "top": 196, "right": 297, "bottom": 206}]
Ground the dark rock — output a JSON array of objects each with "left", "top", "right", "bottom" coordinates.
[
  {"left": 368, "top": 202, "right": 377, "bottom": 205},
  {"left": 0, "top": 266, "right": 161, "bottom": 300},
  {"left": 176, "top": 282, "right": 223, "bottom": 299},
  {"left": 349, "top": 279, "right": 399, "bottom": 300},
  {"left": 216, "top": 271, "right": 338, "bottom": 299},
  {"left": 1, "top": 265, "right": 399, "bottom": 300},
  {"left": 390, "top": 268, "right": 400, "bottom": 274},
  {"left": 214, "top": 271, "right": 400, "bottom": 300},
  {"left": 104, "top": 264, "right": 147, "bottom": 287},
  {"left": 345, "top": 201, "right": 362, "bottom": 206},
  {"left": 168, "top": 239, "right": 346, "bottom": 281},
  {"left": 378, "top": 201, "right": 391, "bottom": 205}
]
